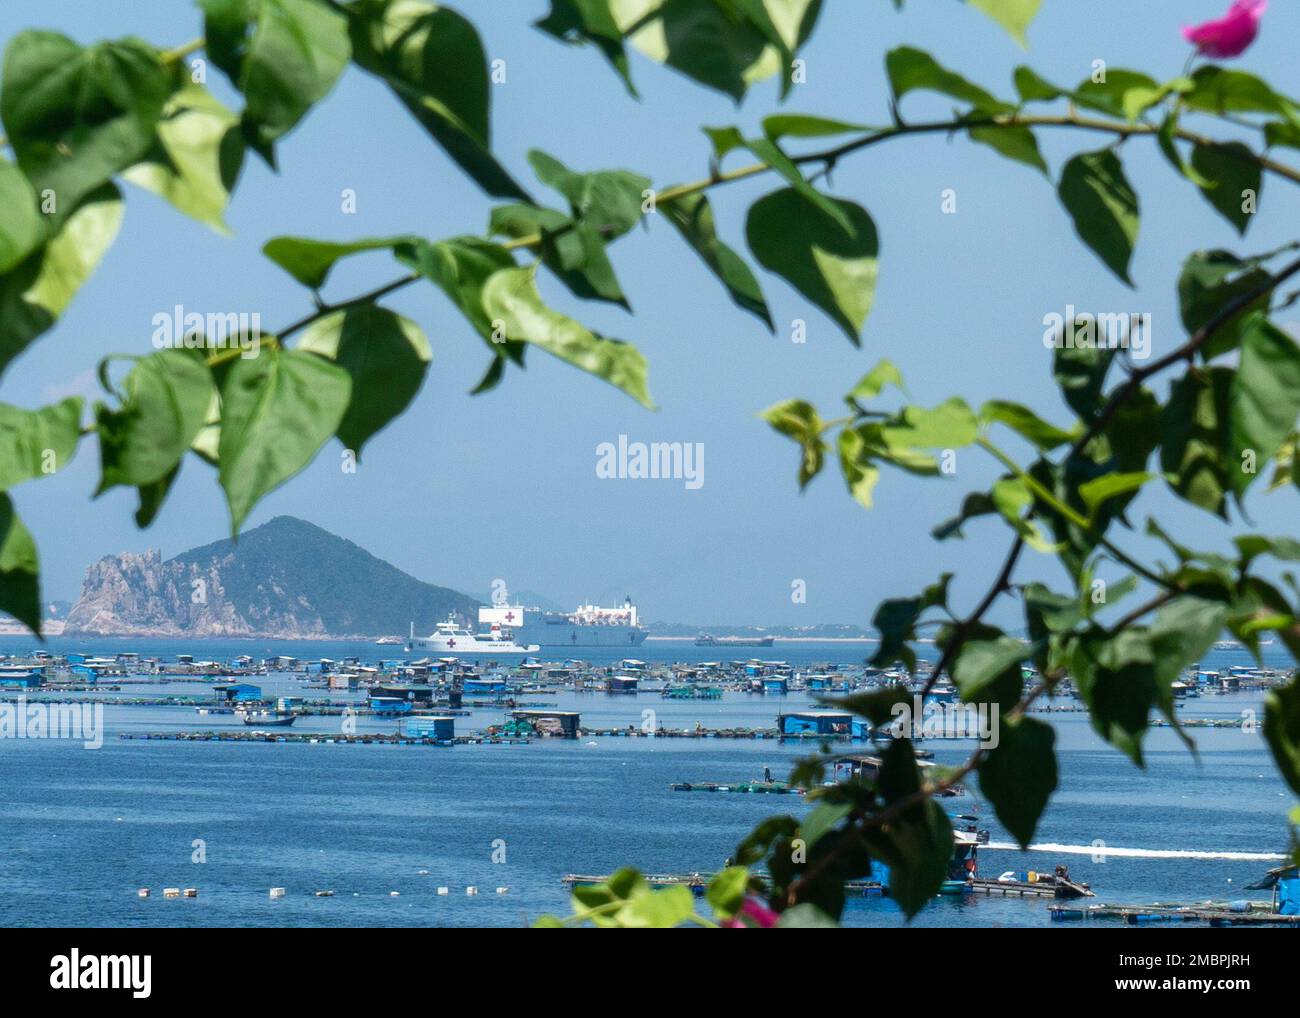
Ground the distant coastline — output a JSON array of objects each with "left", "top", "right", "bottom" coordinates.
[{"left": 646, "top": 636, "right": 877, "bottom": 643}]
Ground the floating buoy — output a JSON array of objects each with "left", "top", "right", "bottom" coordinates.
[
  {"left": 466, "top": 886, "right": 478, "bottom": 896},
  {"left": 137, "top": 888, "right": 150, "bottom": 898},
  {"left": 163, "top": 887, "right": 180, "bottom": 898},
  {"left": 389, "top": 890, "right": 400, "bottom": 897},
  {"left": 269, "top": 887, "right": 286, "bottom": 898},
  {"left": 183, "top": 888, "right": 197, "bottom": 898},
  {"left": 496, "top": 887, "right": 509, "bottom": 895},
  {"left": 437, "top": 887, "right": 449, "bottom": 896},
  {"left": 315, "top": 890, "right": 334, "bottom": 897}
]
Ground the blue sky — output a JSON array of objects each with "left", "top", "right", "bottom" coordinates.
[{"left": 1, "top": 1, "right": 1297, "bottom": 625}]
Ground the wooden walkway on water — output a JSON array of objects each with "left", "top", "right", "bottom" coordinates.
[
  {"left": 1050, "top": 902, "right": 1300, "bottom": 925},
  {"left": 118, "top": 731, "right": 528, "bottom": 746}
]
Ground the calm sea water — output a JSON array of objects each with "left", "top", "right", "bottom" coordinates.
[{"left": 0, "top": 637, "right": 1293, "bottom": 928}]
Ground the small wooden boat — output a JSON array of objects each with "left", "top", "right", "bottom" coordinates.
[{"left": 238, "top": 710, "right": 297, "bottom": 727}]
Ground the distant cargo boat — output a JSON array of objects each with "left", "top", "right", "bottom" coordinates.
[
  {"left": 238, "top": 710, "right": 296, "bottom": 727},
  {"left": 407, "top": 615, "right": 540, "bottom": 655},
  {"left": 478, "top": 597, "right": 648, "bottom": 647},
  {"left": 694, "top": 634, "right": 775, "bottom": 647},
  {"left": 374, "top": 636, "right": 403, "bottom": 645}
]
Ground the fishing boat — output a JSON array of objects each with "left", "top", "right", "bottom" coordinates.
[{"left": 237, "top": 709, "right": 297, "bottom": 727}]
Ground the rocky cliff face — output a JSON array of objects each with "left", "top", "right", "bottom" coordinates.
[{"left": 64, "top": 517, "right": 478, "bottom": 639}]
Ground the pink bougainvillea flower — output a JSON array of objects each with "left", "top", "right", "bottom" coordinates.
[
  {"left": 722, "top": 897, "right": 780, "bottom": 928},
  {"left": 1182, "top": 0, "right": 1267, "bottom": 59}
]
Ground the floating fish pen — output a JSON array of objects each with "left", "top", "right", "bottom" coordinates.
[
  {"left": 1050, "top": 902, "right": 1300, "bottom": 925},
  {"left": 942, "top": 877, "right": 1083, "bottom": 899},
  {"left": 1150, "top": 717, "right": 1250, "bottom": 729},
  {"left": 661, "top": 686, "right": 724, "bottom": 700},
  {"left": 669, "top": 780, "right": 804, "bottom": 794},
  {"left": 118, "top": 731, "right": 528, "bottom": 746},
  {"left": 561, "top": 873, "right": 884, "bottom": 897}
]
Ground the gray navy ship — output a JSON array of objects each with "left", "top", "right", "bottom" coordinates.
[{"left": 478, "top": 597, "right": 648, "bottom": 647}]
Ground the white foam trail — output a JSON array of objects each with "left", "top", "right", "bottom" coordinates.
[{"left": 984, "top": 841, "right": 1286, "bottom": 861}]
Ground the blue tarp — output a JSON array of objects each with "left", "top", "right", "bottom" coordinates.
[{"left": 1279, "top": 874, "right": 1300, "bottom": 916}]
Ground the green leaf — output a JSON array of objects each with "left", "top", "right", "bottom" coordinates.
[
  {"left": 0, "top": 183, "right": 123, "bottom": 379},
  {"left": 480, "top": 265, "right": 653, "bottom": 408},
  {"left": 745, "top": 188, "right": 878, "bottom": 345},
  {"left": 761, "top": 113, "right": 870, "bottom": 140},
  {"left": 1057, "top": 149, "right": 1139, "bottom": 285},
  {"left": 133, "top": 462, "right": 180, "bottom": 528},
  {"left": 743, "top": 137, "right": 855, "bottom": 233},
  {"left": 1177, "top": 249, "right": 1272, "bottom": 361},
  {"left": 662, "top": 192, "right": 771, "bottom": 329},
  {"left": 932, "top": 490, "right": 997, "bottom": 540},
  {"left": 1149, "top": 597, "right": 1227, "bottom": 701},
  {"left": 295, "top": 303, "right": 431, "bottom": 454},
  {"left": 884, "top": 46, "right": 1011, "bottom": 113},
  {"left": 0, "top": 398, "right": 83, "bottom": 489},
  {"left": 1230, "top": 316, "right": 1300, "bottom": 495},
  {"left": 967, "top": 124, "right": 1047, "bottom": 175},
  {"left": 1078, "top": 471, "right": 1156, "bottom": 516},
  {"left": 1161, "top": 366, "right": 1233, "bottom": 518},
  {"left": 0, "top": 159, "right": 44, "bottom": 274},
  {"left": 704, "top": 865, "right": 749, "bottom": 919},
  {"left": 1012, "top": 66, "right": 1063, "bottom": 103},
  {"left": 263, "top": 234, "right": 414, "bottom": 289},
  {"left": 614, "top": 0, "right": 817, "bottom": 102},
  {"left": 870, "top": 575, "right": 950, "bottom": 672},
  {"left": 1052, "top": 342, "right": 1114, "bottom": 419},
  {"left": 863, "top": 794, "right": 952, "bottom": 918},
  {"left": 95, "top": 350, "right": 213, "bottom": 493},
  {"left": 978, "top": 716, "right": 1056, "bottom": 848},
  {"left": 1183, "top": 66, "right": 1298, "bottom": 121},
  {"left": 1156, "top": 112, "right": 1212, "bottom": 188},
  {"left": 980, "top": 400, "right": 1074, "bottom": 450},
  {"left": 882, "top": 399, "right": 979, "bottom": 449},
  {"left": 847, "top": 360, "right": 904, "bottom": 405},
  {"left": 347, "top": 0, "right": 530, "bottom": 200},
  {"left": 619, "top": 883, "right": 695, "bottom": 928},
  {"left": 1264, "top": 675, "right": 1300, "bottom": 797},
  {"left": 1072, "top": 70, "right": 1159, "bottom": 119},
  {"left": 1265, "top": 120, "right": 1300, "bottom": 150},
  {"left": 122, "top": 82, "right": 245, "bottom": 234},
  {"left": 489, "top": 202, "right": 627, "bottom": 308},
  {"left": 0, "top": 31, "right": 171, "bottom": 223},
  {"left": 203, "top": 0, "right": 350, "bottom": 159},
  {"left": 761, "top": 399, "right": 825, "bottom": 488},
  {"left": 952, "top": 635, "right": 1027, "bottom": 705},
  {"left": 828, "top": 684, "right": 911, "bottom": 727},
  {"left": 217, "top": 347, "right": 352, "bottom": 533},
  {"left": 967, "top": 0, "right": 1041, "bottom": 46},
  {"left": 1236, "top": 533, "right": 1300, "bottom": 570},
  {"left": 397, "top": 236, "right": 518, "bottom": 349},
  {"left": 1068, "top": 629, "right": 1158, "bottom": 765},
  {"left": 535, "top": 0, "right": 637, "bottom": 98},
  {"left": 837, "top": 427, "right": 881, "bottom": 509},
  {"left": 0, "top": 494, "right": 40, "bottom": 634},
  {"left": 528, "top": 150, "right": 649, "bottom": 239},
  {"left": 1189, "top": 142, "right": 1262, "bottom": 236},
  {"left": 990, "top": 476, "right": 1061, "bottom": 553}
]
